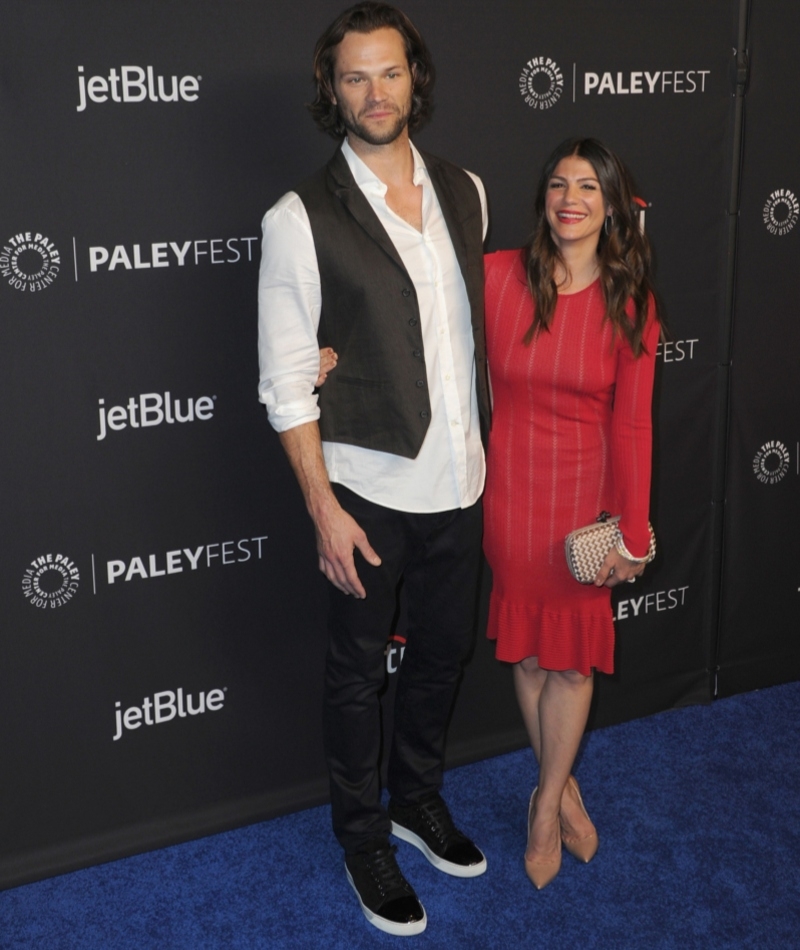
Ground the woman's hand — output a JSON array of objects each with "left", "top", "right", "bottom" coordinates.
[
  {"left": 315, "top": 347, "right": 338, "bottom": 387},
  {"left": 594, "top": 547, "right": 645, "bottom": 588}
]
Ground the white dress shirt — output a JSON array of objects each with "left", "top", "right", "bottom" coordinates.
[{"left": 258, "top": 139, "right": 487, "bottom": 514}]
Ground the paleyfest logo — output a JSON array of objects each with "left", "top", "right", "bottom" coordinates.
[
  {"left": 752, "top": 440, "right": 791, "bottom": 485},
  {"left": 102, "top": 533, "right": 269, "bottom": 587},
  {"left": 519, "top": 57, "right": 711, "bottom": 109},
  {"left": 82, "top": 236, "right": 260, "bottom": 277},
  {"left": 1, "top": 232, "right": 60, "bottom": 292},
  {"left": 519, "top": 57, "right": 564, "bottom": 110},
  {"left": 763, "top": 189, "right": 799, "bottom": 236},
  {"left": 5, "top": 234, "right": 259, "bottom": 287},
  {"left": 614, "top": 585, "right": 689, "bottom": 622},
  {"left": 22, "top": 553, "right": 80, "bottom": 609},
  {"left": 20, "top": 531, "right": 268, "bottom": 610}
]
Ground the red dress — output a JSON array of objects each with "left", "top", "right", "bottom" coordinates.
[{"left": 483, "top": 250, "right": 659, "bottom": 675}]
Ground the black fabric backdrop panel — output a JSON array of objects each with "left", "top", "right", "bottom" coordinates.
[
  {"left": 0, "top": 0, "right": 783, "bottom": 889},
  {"left": 0, "top": 0, "right": 337, "bottom": 886},
  {"left": 412, "top": 0, "right": 733, "bottom": 725},
  {"left": 717, "top": 0, "right": 800, "bottom": 696}
]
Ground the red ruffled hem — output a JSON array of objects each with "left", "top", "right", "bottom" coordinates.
[{"left": 486, "top": 598, "right": 615, "bottom": 676}]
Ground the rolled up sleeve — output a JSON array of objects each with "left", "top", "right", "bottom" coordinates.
[{"left": 257, "top": 192, "right": 323, "bottom": 432}]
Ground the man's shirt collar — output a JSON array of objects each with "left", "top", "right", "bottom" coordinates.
[{"left": 341, "top": 137, "right": 429, "bottom": 196}]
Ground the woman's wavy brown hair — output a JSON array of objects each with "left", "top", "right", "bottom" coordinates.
[
  {"left": 523, "top": 138, "right": 659, "bottom": 356},
  {"left": 308, "top": 2, "right": 435, "bottom": 140}
]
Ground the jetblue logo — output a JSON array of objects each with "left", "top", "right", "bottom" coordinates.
[
  {"left": 113, "top": 686, "right": 226, "bottom": 741},
  {"left": 97, "top": 392, "right": 216, "bottom": 441},
  {"left": 77, "top": 66, "right": 201, "bottom": 112}
]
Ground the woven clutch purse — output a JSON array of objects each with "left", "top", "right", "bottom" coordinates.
[{"left": 565, "top": 513, "right": 656, "bottom": 584}]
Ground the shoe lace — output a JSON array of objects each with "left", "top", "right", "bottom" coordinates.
[
  {"left": 418, "top": 797, "right": 462, "bottom": 847},
  {"left": 367, "top": 846, "right": 412, "bottom": 898}
]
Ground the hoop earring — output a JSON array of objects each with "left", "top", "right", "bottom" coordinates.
[{"left": 604, "top": 213, "right": 614, "bottom": 236}]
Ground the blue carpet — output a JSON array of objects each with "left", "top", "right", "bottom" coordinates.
[{"left": 2, "top": 682, "right": 799, "bottom": 949}]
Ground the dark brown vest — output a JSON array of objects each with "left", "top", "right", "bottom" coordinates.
[{"left": 294, "top": 146, "right": 490, "bottom": 459}]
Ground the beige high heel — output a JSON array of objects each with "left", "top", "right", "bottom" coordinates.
[
  {"left": 524, "top": 788, "right": 562, "bottom": 889},
  {"left": 560, "top": 775, "right": 599, "bottom": 863}
]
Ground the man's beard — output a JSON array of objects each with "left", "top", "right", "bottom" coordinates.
[{"left": 340, "top": 101, "right": 411, "bottom": 146}]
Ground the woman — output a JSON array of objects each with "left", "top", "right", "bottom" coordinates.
[{"left": 483, "top": 137, "right": 660, "bottom": 889}]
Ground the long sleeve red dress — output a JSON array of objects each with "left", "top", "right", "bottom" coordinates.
[{"left": 483, "top": 249, "right": 659, "bottom": 676}]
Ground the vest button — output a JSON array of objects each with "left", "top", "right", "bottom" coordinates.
[
  {"left": 401, "top": 288, "right": 411, "bottom": 297},
  {"left": 420, "top": 410, "right": 429, "bottom": 419},
  {"left": 408, "top": 318, "right": 418, "bottom": 326},
  {"left": 413, "top": 349, "right": 421, "bottom": 358},
  {"left": 416, "top": 379, "right": 424, "bottom": 388}
]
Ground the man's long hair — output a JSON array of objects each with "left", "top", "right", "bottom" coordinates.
[
  {"left": 308, "top": 2, "right": 435, "bottom": 139},
  {"left": 523, "top": 138, "right": 659, "bottom": 356}
]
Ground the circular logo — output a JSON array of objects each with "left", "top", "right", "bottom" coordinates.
[
  {"left": 22, "top": 554, "right": 80, "bottom": 609},
  {"left": 752, "top": 440, "right": 790, "bottom": 485},
  {"left": 762, "top": 190, "right": 799, "bottom": 236},
  {"left": 519, "top": 57, "right": 564, "bottom": 110},
  {"left": 1, "top": 232, "right": 61, "bottom": 292}
]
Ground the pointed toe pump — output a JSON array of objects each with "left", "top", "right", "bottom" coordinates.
[
  {"left": 524, "top": 788, "right": 562, "bottom": 889},
  {"left": 560, "top": 776, "right": 599, "bottom": 864}
]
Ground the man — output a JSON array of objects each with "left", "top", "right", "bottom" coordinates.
[{"left": 258, "top": 2, "right": 490, "bottom": 936}]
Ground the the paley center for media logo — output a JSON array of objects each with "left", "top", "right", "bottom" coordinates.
[
  {"left": 519, "top": 57, "right": 564, "bottom": 110},
  {"left": 22, "top": 553, "right": 80, "bottom": 609},
  {"left": 519, "top": 56, "right": 711, "bottom": 108},
  {"left": 2, "top": 232, "right": 60, "bottom": 292},
  {"left": 752, "top": 440, "right": 793, "bottom": 485},
  {"left": 763, "top": 189, "right": 798, "bottom": 237}
]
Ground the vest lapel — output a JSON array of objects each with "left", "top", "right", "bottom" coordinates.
[
  {"left": 423, "top": 151, "right": 469, "bottom": 284},
  {"left": 327, "top": 148, "right": 409, "bottom": 275}
]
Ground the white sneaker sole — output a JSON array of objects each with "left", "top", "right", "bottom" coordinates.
[
  {"left": 345, "top": 865, "right": 427, "bottom": 936},
  {"left": 391, "top": 822, "right": 488, "bottom": 878}
]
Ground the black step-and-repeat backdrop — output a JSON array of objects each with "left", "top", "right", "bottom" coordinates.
[
  {"left": 717, "top": 0, "right": 800, "bottom": 695},
  {"left": 0, "top": 0, "right": 793, "bottom": 889}
]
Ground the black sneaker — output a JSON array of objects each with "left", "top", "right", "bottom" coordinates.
[
  {"left": 344, "top": 845, "right": 427, "bottom": 936},
  {"left": 389, "top": 794, "right": 487, "bottom": 878}
]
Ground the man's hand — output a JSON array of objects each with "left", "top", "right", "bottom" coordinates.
[
  {"left": 278, "top": 421, "right": 380, "bottom": 598},
  {"left": 315, "top": 347, "right": 338, "bottom": 387},
  {"left": 313, "top": 499, "right": 381, "bottom": 598}
]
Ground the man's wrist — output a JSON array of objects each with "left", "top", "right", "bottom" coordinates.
[{"left": 307, "top": 484, "right": 341, "bottom": 526}]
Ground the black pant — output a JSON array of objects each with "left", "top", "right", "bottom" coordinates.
[{"left": 323, "top": 484, "right": 483, "bottom": 854}]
